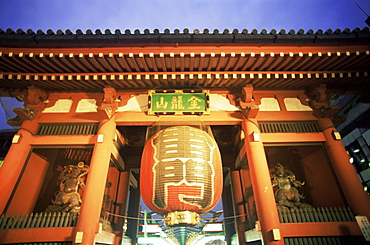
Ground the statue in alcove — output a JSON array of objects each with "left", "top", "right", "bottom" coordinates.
[
  {"left": 46, "top": 162, "right": 89, "bottom": 213},
  {"left": 270, "top": 163, "right": 312, "bottom": 210}
]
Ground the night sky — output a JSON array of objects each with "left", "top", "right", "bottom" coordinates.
[{"left": 1, "top": 0, "right": 370, "bottom": 33}]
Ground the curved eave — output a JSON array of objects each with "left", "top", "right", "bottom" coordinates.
[
  {"left": 0, "top": 27, "right": 369, "bottom": 93},
  {"left": 1, "top": 27, "right": 370, "bottom": 48}
]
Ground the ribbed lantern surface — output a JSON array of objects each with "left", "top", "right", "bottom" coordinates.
[{"left": 140, "top": 126, "right": 223, "bottom": 226}]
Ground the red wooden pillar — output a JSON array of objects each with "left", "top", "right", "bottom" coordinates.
[
  {"left": 0, "top": 119, "right": 38, "bottom": 214},
  {"left": 73, "top": 116, "right": 116, "bottom": 245},
  {"left": 242, "top": 118, "right": 283, "bottom": 245},
  {"left": 230, "top": 170, "right": 247, "bottom": 244},
  {"left": 317, "top": 118, "right": 370, "bottom": 219}
]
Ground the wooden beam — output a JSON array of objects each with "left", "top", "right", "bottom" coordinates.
[
  {"left": 30, "top": 135, "right": 97, "bottom": 145},
  {"left": 114, "top": 111, "right": 244, "bottom": 126},
  {"left": 0, "top": 227, "right": 74, "bottom": 244},
  {"left": 257, "top": 111, "right": 318, "bottom": 121},
  {"left": 280, "top": 222, "right": 362, "bottom": 237},
  {"left": 261, "top": 132, "right": 326, "bottom": 143},
  {"left": 1, "top": 70, "right": 364, "bottom": 77},
  {"left": 1, "top": 45, "right": 368, "bottom": 56}
]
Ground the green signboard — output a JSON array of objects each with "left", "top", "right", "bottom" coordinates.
[{"left": 148, "top": 90, "right": 210, "bottom": 115}]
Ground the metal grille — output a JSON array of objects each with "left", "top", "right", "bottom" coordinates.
[
  {"left": 280, "top": 208, "right": 367, "bottom": 244},
  {"left": 284, "top": 236, "right": 367, "bottom": 245},
  {"left": 278, "top": 207, "right": 355, "bottom": 223},
  {"left": 259, "top": 121, "right": 319, "bottom": 133},
  {"left": 0, "top": 212, "right": 78, "bottom": 229},
  {"left": 63, "top": 148, "right": 93, "bottom": 162},
  {"left": 37, "top": 124, "right": 98, "bottom": 135}
]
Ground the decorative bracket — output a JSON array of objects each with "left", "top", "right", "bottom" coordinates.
[
  {"left": 241, "top": 84, "right": 254, "bottom": 104},
  {"left": 97, "top": 106, "right": 114, "bottom": 119},
  {"left": 308, "top": 84, "right": 327, "bottom": 103},
  {"left": 320, "top": 105, "right": 341, "bottom": 118},
  {"left": 307, "top": 84, "right": 340, "bottom": 118},
  {"left": 102, "top": 85, "right": 117, "bottom": 104},
  {"left": 13, "top": 107, "right": 36, "bottom": 120},
  {"left": 9, "top": 86, "right": 48, "bottom": 123},
  {"left": 239, "top": 85, "right": 259, "bottom": 119},
  {"left": 6, "top": 115, "right": 24, "bottom": 127},
  {"left": 98, "top": 85, "right": 118, "bottom": 119},
  {"left": 24, "top": 85, "right": 48, "bottom": 107},
  {"left": 241, "top": 105, "right": 259, "bottom": 119}
]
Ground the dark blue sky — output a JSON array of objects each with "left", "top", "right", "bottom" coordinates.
[{"left": 1, "top": 0, "right": 370, "bottom": 33}]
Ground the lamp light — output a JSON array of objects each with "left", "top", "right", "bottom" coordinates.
[
  {"left": 272, "top": 229, "right": 281, "bottom": 241},
  {"left": 97, "top": 134, "right": 104, "bottom": 142},
  {"left": 75, "top": 231, "right": 84, "bottom": 243},
  {"left": 252, "top": 132, "right": 260, "bottom": 142},
  {"left": 12, "top": 134, "right": 21, "bottom": 144},
  {"left": 332, "top": 130, "right": 341, "bottom": 140}
]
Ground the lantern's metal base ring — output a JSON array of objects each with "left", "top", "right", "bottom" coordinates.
[{"left": 164, "top": 211, "right": 200, "bottom": 227}]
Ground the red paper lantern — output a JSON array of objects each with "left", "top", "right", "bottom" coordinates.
[{"left": 140, "top": 126, "right": 223, "bottom": 226}]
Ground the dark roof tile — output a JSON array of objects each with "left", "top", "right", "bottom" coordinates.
[
  {"left": 297, "top": 29, "right": 305, "bottom": 35},
  {"left": 6, "top": 28, "right": 15, "bottom": 34},
  {"left": 160, "top": 32, "right": 192, "bottom": 43},
  {"left": 36, "top": 33, "right": 77, "bottom": 44},
  {"left": 0, "top": 27, "right": 369, "bottom": 46},
  {"left": 16, "top": 29, "right": 25, "bottom": 34},
  {"left": 270, "top": 29, "right": 277, "bottom": 35},
  {"left": 306, "top": 29, "right": 314, "bottom": 35}
]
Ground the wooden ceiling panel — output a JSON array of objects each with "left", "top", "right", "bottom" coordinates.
[
  {"left": 0, "top": 41, "right": 369, "bottom": 92},
  {"left": 96, "top": 54, "right": 115, "bottom": 72},
  {"left": 106, "top": 54, "right": 123, "bottom": 71}
]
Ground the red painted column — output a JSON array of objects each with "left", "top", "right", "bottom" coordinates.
[
  {"left": 73, "top": 116, "right": 116, "bottom": 245},
  {"left": 242, "top": 118, "right": 283, "bottom": 245},
  {"left": 0, "top": 119, "right": 38, "bottom": 214},
  {"left": 317, "top": 118, "right": 370, "bottom": 219},
  {"left": 230, "top": 170, "right": 247, "bottom": 244}
]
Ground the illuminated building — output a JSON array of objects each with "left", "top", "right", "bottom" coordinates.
[
  {"left": 332, "top": 95, "right": 370, "bottom": 195},
  {"left": 0, "top": 27, "right": 370, "bottom": 245}
]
